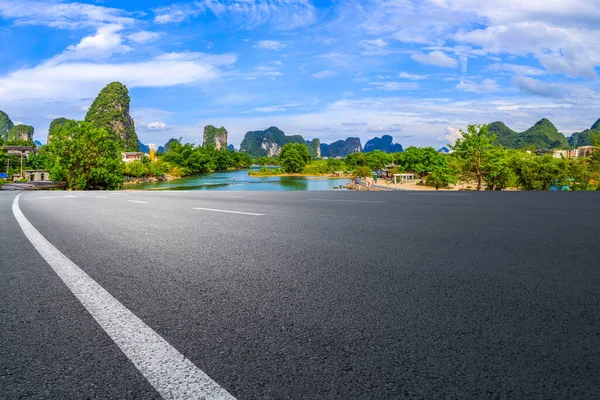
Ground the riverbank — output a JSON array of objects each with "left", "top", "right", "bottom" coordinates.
[{"left": 123, "top": 174, "right": 178, "bottom": 185}]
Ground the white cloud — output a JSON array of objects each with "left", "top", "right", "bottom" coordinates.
[
  {"left": 147, "top": 121, "right": 167, "bottom": 130},
  {"left": 411, "top": 51, "right": 458, "bottom": 68},
  {"left": 398, "top": 72, "right": 427, "bottom": 80},
  {"left": 0, "top": 0, "right": 134, "bottom": 29},
  {"left": 312, "top": 70, "right": 337, "bottom": 79},
  {"left": 456, "top": 79, "right": 500, "bottom": 93},
  {"left": 488, "top": 63, "right": 546, "bottom": 76},
  {"left": 255, "top": 40, "right": 286, "bottom": 51},
  {"left": 127, "top": 31, "right": 163, "bottom": 44},
  {"left": 0, "top": 50, "right": 238, "bottom": 102},
  {"left": 196, "top": 0, "right": 316, "bottom": 30},
  {"left": 359, "top": 38, "right": 389, "bottom": 55},
  {"left": 369, "top": 82, "right": 420, "bottom": 91},
  {"left": 154, "top": 4, "right": 199, "bottom": 24},
  {"left": 513, "top": 77, "right": 568, "bottom": 99},
  {"left": 49, "top": 24, "right": 132, "bottom": 64},
  {"left": 444, "top": 126, "right": 462, "bottom": 145}
]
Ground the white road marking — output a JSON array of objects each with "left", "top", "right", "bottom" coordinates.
[
  {"left": 110, "top": 192, "right": 126, "bottom": 195},
  {"left": 96, "top": 196, "right": 107, "bottom": 199},
  {"left": 127, "top": 200, "right": 149, "bottom": 204},
  {"left": 193, "top": 207, "right": 263, "bottom": 216},
  {"left": 35, "top": 195, "right": 78, "bottom": 200},
  {"left": 307, "top": 198, "right": 385, "bottom": 204},
  {"left": 210, "top": 195, "right": 247, "bottom": 198},
  {"left": 12, "top": 194, "right": 235, "bottom": 400}
]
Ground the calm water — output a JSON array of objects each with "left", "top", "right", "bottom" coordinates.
[{"left": 126, "top": 168, "right": 349, "bottom": 191}]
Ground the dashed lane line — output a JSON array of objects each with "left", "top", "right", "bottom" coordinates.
[
  {"left": 127, "top": 200, "right": 149, "bottom": 204},
  {"left": 193, "top": 207, "right": 264, "bottom": 216},
  {"left": 12, "top": 194, "right": 235, "bottom": 400}
]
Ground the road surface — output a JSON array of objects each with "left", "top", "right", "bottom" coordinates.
[{"left": 1, "top": 190, "right": 599, "bottom": 399}]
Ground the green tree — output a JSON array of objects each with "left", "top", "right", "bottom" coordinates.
[
  {"left": 43, "top": 121, "right": 124, "bottom": 190},
  {"left": 450, "top": 124, "right": 496, "bottom": 191},
  {"left": 482, "top": 149, "right": 517, "bottom": 190},
  {"left": 279, "top": 143, "right": 311, "bottom": 173},
  {"left": 394, "top": 147, "right": 446, "bottom": 175},
  {"left": 425, "top": 166, "right": 458, "bottom": 190},
  {"left": 353, "top": 166, "right": 372, "bottom": 179}
]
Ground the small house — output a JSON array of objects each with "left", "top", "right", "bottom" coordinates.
[{"left": 122, "top": 152, "right": 143, "bottom": 163}]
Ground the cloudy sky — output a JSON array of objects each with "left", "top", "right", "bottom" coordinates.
[{"left": 1, "top": 0, "right": 600, "bottom": 148}]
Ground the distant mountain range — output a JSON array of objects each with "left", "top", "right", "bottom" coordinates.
[
  {"left": 489, "top": 118, "right": 600, "bottom": 150},
  {"left": 239, "top": 126, "right": 305, "bottom": 157}
]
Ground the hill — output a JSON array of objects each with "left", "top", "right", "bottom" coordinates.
[
  {"left": 320, "top": 138, "right": 362, "bottom": 157},
  {"left": 0, "top": 110, "right": 14, "bottom": 141},
  {"left": 85, "top": 82, "right": 139, "bottom": 151},
  {"left": 568, "top": 118, "right": 600, "bottom": 147},
  {"left": 240, "top": 127, "right": 305, "bottom": 157},
  {"left": 203, "top": 125, "right": 228, "bottom": 150},
  {"left": 490, "top": 119, "right": 568, "bottom": 149},
  {"left": 363, "top": 135, "right": 403, "bottom": 153}
]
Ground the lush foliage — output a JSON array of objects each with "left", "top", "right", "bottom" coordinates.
[
  {"left": 85, "top": 82, "right": 139, "bottom": 151},
  {"left": 353, "top": 166, "right": 373, "bottom": 179},
  {"left": 279, "top": 142, "right": 311, "bottom": 173},
  {"left": 0, "top": 110, "right": 14, "bottom": 141},
  {"left": 8, "top": 124, "right": 34, "bottom": 142},
  {"left": 203, "top": 125, "right": 228, "bottom": 149},
  {"left": 450, "top": 124, "right": 497, "bottom": 191},
  {"left": 42, "top": 121, "right": 124, "bottom": 190},
  {"left": 160, "top": 140, "right": 252, "bottom": 175},
  {"left": 491, "top": 118, "right": 569, "bottom": 149},
  {"left": 425, "top": 166, "right": 458, "bottom": 190},
  {"left": 239, "top": 126, "right": 305, "bottom": 157},
  {"left": 48, "top": 118, "right": 70, "bottom": 142}
]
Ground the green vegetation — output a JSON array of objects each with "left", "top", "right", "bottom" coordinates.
[
  {"left": 306, "top": 138, "right": 320, "bottom": 158},
  {"left": 48, "top": 118, "right": 70, "bottom": 142},
  {"left": 203, "top": 125, "right": 228, "bottom": 149},
  {"left": 42, "top": 121, "right": 124, "bottom": 190},
  {"left": 0, "top": 110, "right": 14, "bottom": 141},
  {"left": 239, "top": 126, "right": 305, "bottom": 157},
  {"left": 426, "top": 166, "right": 458, "bottom": 190},
  {"left": 8, "top": 124, "right": 34, "bottom": 143},
  {"left": 353, "top": 166, "right": 373, "bottom": 179},
  {"left": 490, "top": 119, "right": 569, "bottom": 149},
  {"left": 279, "top": 142, "right": 311, "bottom": 173},
  {"left": 85, "top": 82, "right": 139, "bottom": 151},
  {"left": 160, "top": 140, "right": 252, "bottom": 175},
  {"left": 450, "top": 124, "right": 496, "bottom": 191}
]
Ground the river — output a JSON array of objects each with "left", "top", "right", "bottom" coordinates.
[{"left": 126, "top": 168, "right": 350, "bottom": 191}]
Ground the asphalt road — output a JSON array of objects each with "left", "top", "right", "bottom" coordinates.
[{"left": 1, "top": 189, "right": 599, "bottom": 399}]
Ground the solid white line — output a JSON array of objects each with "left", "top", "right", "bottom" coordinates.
[
  {"left": 12, "top": 194, "right": 234, "bottom": 400},
  {"left": 127, "top": 200, "right": 149, "bottom": 204},
  {"left": 193, "top": 207, "right": 263, "bottom": 216},
  {"left": 307, "top": 198, "right": 385, "bottom": 204}
]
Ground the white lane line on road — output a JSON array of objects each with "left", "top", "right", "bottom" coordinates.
[
  {"left": 109, "top": 192, "right": 126, "bottom": 195},
  {"left": 193, "top": 207, "right": 263, "bottom": 216},
  {"left": 96, "top": 196, "right": 107, "bottom": 199},
  {"left": 210, "top": 195, "right": 247, "bottom": 198},
  {"left": 35, "top": 195, "right": 78, "bottom": 200},
  {"left": 12, "top": 194, "right": 234, "bottom": 400},
  {"left": 307, "top": 198, "right": 385, "bottom": 204},
  {"left": 127, "top": 200, "right": 149, "bottom": 204}
]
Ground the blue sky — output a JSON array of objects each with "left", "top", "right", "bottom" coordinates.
[{"left": 1, "top": 0, "right": 600, "bottom": 148}]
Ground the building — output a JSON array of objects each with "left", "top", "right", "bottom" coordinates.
[
  {"left": 121, "top": 152, "right": 143, "bottom": 163},
  {"left": 578, "top": 146, "right": 598, "bottom": 158},
  {"left": 438, "top": 146, "right": 451, "bottom": 154},
  {"left": 553, "top": 146, "right": 598, "bottom": 159},
  {"left": 553, "top": 149, "right": 578, "bottom": 159},
  {"left": 11, "top": 170, "right": 50, "bottom": 182},
  {"left": 23, "top": 170, "right": 50, "bottom": 182}
]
